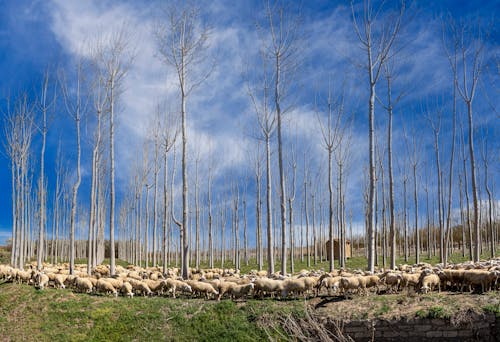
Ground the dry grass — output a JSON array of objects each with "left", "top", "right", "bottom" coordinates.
[{"left": 311, "top": 290, "right": 500, "bottom": 322}]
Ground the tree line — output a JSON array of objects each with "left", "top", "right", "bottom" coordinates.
[{"left": 2, "top": 1, "right": 499, "bottom": 277}]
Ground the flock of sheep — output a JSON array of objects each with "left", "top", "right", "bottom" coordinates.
[{"left": 1, "top": 259, "right": 499, "bottom": 300}]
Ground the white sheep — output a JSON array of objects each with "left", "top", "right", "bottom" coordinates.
[
  {"left": 339, "top": 276, "right": 366, "bottom": 297},
  {"left": 120, "top": 282, "right": 134, "bottom": 297},
  {"left": 253, "top": 278, "right": 284, "bottom": 298},
  {"left": 216, "top": 281, "right": 237, "bottom": 301},
  {"left": 186, "top": 280, "right": 218, "bottom": 299},
  {"left": 144, "top": 279, "right": 166, "bottom": 295},
  {"left": 401, "top": 272, "right": 421, "bottom": 292},
  {"left": 318, "top": 276, "right": 342, "bottom": 295},
  {"left": 380, "top": 272, "right": 402, "bottom": 293},
  {"left": 102, "top": 277, "right": 123, "bottom": 290},
  {"left": 420, "top": 274, "right": 440, "bottom": 294},
  {"left": 95, "top": 279, "right": 118, "bottom": 297},
  {"left": 34, "top": 272, "right": 50, "bottom": 290},
  {"left": 128, "top": 279, "right": 153, "bottom": 296},
  {"left": 164, "top": 278, "right": 192, "bottom": 298},
  {"left": 53, "top": 274, "right": 67, "bottom": 289},
  {"left": 74, "top": 277, "right": 94, "bottom": 294},
  {"left": 228, "top": 283, "right": 254, "bottom": 300}
]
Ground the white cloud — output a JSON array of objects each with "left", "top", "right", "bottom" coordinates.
[{"left": 43, "top": 0, "right": 499, "bottom": 244}]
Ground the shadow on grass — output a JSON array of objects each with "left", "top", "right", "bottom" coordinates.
[{"left": 314, "top": 295, "right": 346, "bottom": 309}]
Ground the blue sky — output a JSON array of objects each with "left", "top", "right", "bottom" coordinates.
[{"left": 0, "top": 0, "right": 498, "bottom": 247}]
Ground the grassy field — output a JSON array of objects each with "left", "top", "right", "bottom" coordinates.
[
  {"left": 193, "top": 248, "right": 500, "bottom": 275},
  {"left": 0, "top": 281, "right": 308, "bottom": 341},
  {"left": 2, "top": 247, "right": 500, "bottom": 341},
  {"left": 1, "top": 281, "right": 499, "bottom": 342}
]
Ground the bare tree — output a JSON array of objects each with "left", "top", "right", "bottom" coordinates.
[
  {"left": 452, "top": 21, "right": 485, "bottom": 262},
  {"left": 35, "top": 70, "right": 55, "bottom": 270},
  {"left": 259, "top": 0, "right": 301, "bottom": 277},
  {"left": 351, "top": 0, "right": 405, "bottom": 272},
  {"left": 155, "top": 5, "right": 212, "bottom": 279},
  {"left": 161, "top": 107, "right": 179, "bottom": 274},
  {"left": 317, "top": 86, "right": 344, "bottom": 272},
  {"left": 93, "top": 26, "right": 134, "bottom": 275},
  {"left": 248, "top": 53, "right": 276, "bottom": 275},
  {"left": 427, "top": 108, "right": 445, "bottom": 262},
  {"left": 480, "top": 136, "right": 495, "bottom": 258},
  {"left": 251, "top": 141, "right": 264, "bottom": 271},
  {"left": 441, "top": 18, "right": 460, "bottom": 267},
  {"left": 3, "top": 94, "right": 34, "bottom": 268},
  {"left": 60, "top": 61, "right": 86, "bottom": 275},
  {"left": 405, "top": 126, "right": 421, "bottom": 264},
  {"left": 287, "top": 143, "right": 297, "bottom": 274},
  {"left": 87, "top": 47, "right": 108, "bottom": 274}
]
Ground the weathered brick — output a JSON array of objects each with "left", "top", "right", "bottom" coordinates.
[
  {"left": 426, "top": 330, "right": 443, "bottom": 337},
  {"left": 442, "top": 331, "right": 458, "bottom": 338},
  {"left": 431, "top": 319, "right": 446, "bottom": 325},
  {"left": 415, "top": 325, "right": 432, "bottom": 331},
  {"left": 457, "top": 330, "right": 473, "bottom": 337}
]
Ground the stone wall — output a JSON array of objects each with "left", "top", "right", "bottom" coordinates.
[{"left": 324, "top": 312, "right": 499, "bottom": 341}]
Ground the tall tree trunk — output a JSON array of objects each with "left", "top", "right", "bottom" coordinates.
[
  {"left": 69, "top": 101, "right": 81, "bottom": 275},
  {"left": 467, "top": 101, "right": 480, "bottom": 262},
  {"left": 265, "top": 135, "right": 274, "bottom": 275},
  {"left": 413, "top": 163, "right": 419, "bottom": 264},
  {"left": 37, "top": 73, "right": 49, "bottom": 271},
  {"left": 328, "top": 149, "right": 335, "bottom": 271},
  {"left": 109, "top": 77, "right": 116, "bottom": 275}
]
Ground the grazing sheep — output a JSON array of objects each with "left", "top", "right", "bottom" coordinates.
[
  {"left": 318, "top": 276, "right": 342, "bottom": 295},
  {"left": 103, "top": 277, "right": 123, "bottom": 290},
  {"left": 339, "top": 276, "right": 366, "bottom": 297},
  {"left": 463, "top": 270, "right": 499, "bottom": 293},
  {"left": 74, "top": 277, "right": 94, "bottom": 294},
  {"left": 186, "top": 280, "right": 218, "bottom": 299},
  {"left": 127, "top": 271, "right": 143, "bottom": 280},
  {"left": 228, "top": 283, "right": 254, "bottom": 300},
  {"left": 281, "top": 278, "right": 306, "bottom": 298},
  {"left": 0, "top": 266, "right": 14, "bottom": 282},
  {"left": 53, "top": 274, "right": 67, "bottom": 289},
  {"left": 216, "top": 281, "right": 237, "bottom": 301},
  {"left": 15, "top": 270, "right": 32, "bottom": 285},
  {"left": 380, "top": 272, "right": 402, "bottom": 293},
  {"left": 401, "top": 272, "right": 421, "bottom": 292},
  {"left": 143, "top": 279, "right": 166, "bottom": 295},
  {"left": 420, "top": 274, "right": 441, "bottom": 294},
  {"left": 253, "top": 278, "right": 284, "bottom": 298},
  {"left": 128, "top": 279, "right": 153, "bottom": 296},
  {"left": 96, "top": 279, "right": 118, "bottom": 297},
  {"left": 362, "top": 275, "right": 381, "bottom": 294},
  {"left": 120, "top": 282, "right": 134, "bottom": 297},
  {"left": 34, "top": 272, "right": 50, "bottom": 290},
  {"left": 165, "top": 279, "right": 192, "bottom": 298}
]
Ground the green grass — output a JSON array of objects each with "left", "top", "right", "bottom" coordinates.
[
  {"left": 194, "top": 247, "right": 500, "bottom": 274},
  {"left": 0, "top": 282, "right": 304, "bottom": 341},
  {"left": 0, "top": 247, "right": 10, "bottom": 264},
  {"left": 483, "top": 303, "right": 500, "bottom": 317}
]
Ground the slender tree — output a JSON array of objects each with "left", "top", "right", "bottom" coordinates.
[
  {"left": 351, "top": 0, "right": 405, "bottom": 272},
  {"left": 259, "top": 0, "right": 301, "bottom": 277},
  {"left": 317, "top": 86, "right": 344, "bottom": 272},
  {"left": 453, "top": 21, "right": 485, "bottom": 262},
  {"left": 155, "top": 5, "right": 212, "bottom": 279},
  {"left": 60, "top": 61, "right": 86, "bottom": 275}
]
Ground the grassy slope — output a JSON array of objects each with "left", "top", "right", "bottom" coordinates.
[
  {"left": 0, "top": 282, "right": 305, "bottom": 342},
  {"left": 2, "top": 248, "right": 500, "bottom": 341},
  {"left": 1, "top": 282, "right": 499, "bottom": 342}
]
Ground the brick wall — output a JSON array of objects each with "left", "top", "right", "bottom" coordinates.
[{"left": 324, "top": 313, "right": 499, "bottom": 341}]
